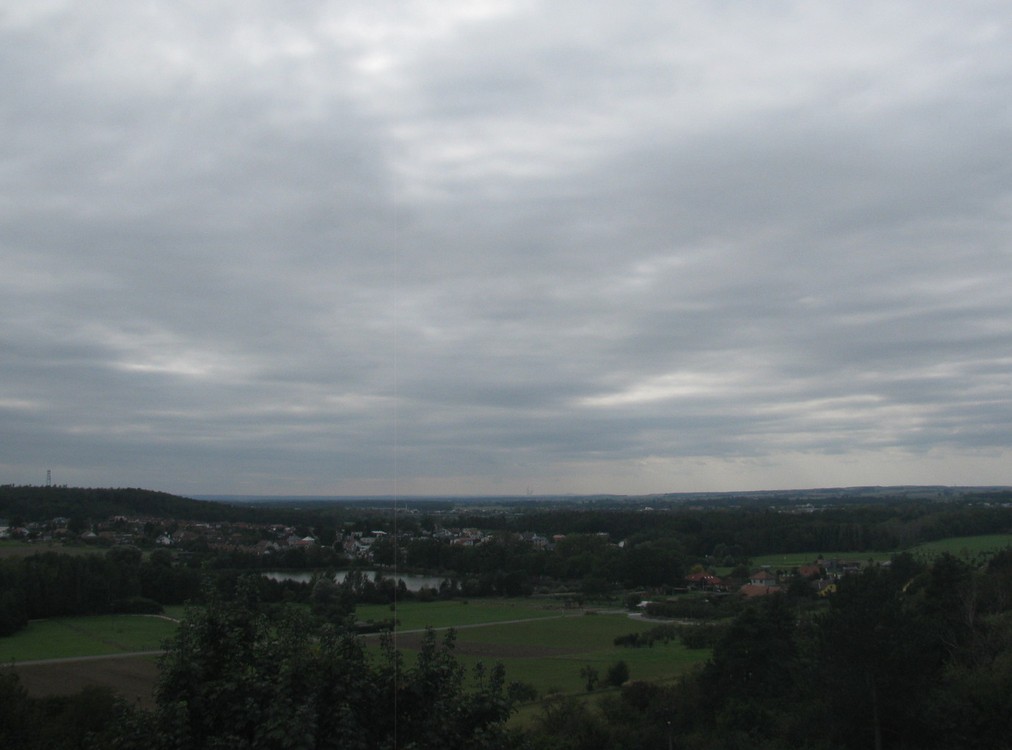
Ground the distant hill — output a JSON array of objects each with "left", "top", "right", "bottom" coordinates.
[{"left": 0, "top": 485, "right": 249, "bottom": 523}]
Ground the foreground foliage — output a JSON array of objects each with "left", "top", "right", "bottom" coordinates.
[
  {"left": 0, "top": 577, "right": 527, "bottom": 750},
  {"left": 530, "top": 550, "right": 1012, "bottom": 750}
]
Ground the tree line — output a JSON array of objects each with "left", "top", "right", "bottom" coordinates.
[{"left": 0, "top": 548, "right": 201, "bottom": 636}]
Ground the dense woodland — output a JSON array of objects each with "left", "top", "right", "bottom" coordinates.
[{"left": 3, "top": 486, "right": 1012, "bottom": 748}]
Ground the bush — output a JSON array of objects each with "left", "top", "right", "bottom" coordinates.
[
  {"left": 614, "top": 623, "right": 681, "bottom": 648},
  {"left": 112, "top": 596, "right": 163, "bottom": 614},
  {"left": 606, "top": 660, "right": 630, "bottom": 687},
  {"left": 678, "top": 622, "right": 727, "bottom": 649}
]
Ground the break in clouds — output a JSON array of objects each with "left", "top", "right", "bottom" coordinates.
[{"left": 1, "top": 1, "right": 1011, "bottom": 494}]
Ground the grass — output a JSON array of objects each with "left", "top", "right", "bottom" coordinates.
[
  {"left": 909, "top": 534, "right": 1012, "bottom": 561},
  {"left": 356, "top": 598, "right": 567, "bottom": 630},
  {"left": 161, "top": 605, "right": 188, "bottom": 621},
  {"left": 749, "top": 550, "right": 894, "bottom": 569},
  {"left": 746, "top": 534, "right": 1012, "bottom": 571},
  {"left": 0, "top": 541, "right": 107, "bottom": 559},
  {"left": 0, "top": 615, "right": 177, "bottom": 663},
  {"left": 447, "top": 612, "right": 711, "bottom": 729},
  {"left": 385, "top": 608, "right": 709, "bottom": 699}
]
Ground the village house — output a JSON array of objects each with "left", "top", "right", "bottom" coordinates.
[{"left": 685, "top": 572, "right": 725, "bottom": 592}]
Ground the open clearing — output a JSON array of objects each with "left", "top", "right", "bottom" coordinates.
[
  {"left": 0, "top": 541, "right": 108, "bottom": 559},
  {"left": 2, "top": 601, "right": 706, "bottom": 707},
  {"left": 356, "top": 597, "right": 572, "bottom": 630},
  {"left": 910, "top": 534, "right": 1012, "bottom": 560},
  {"left": 7, "top": 655, "right": 161, "bottom": 707},
  {"left": 0, "top": 614, "right": 177, "bottom": 663},
  {"left": 749, "top": 550, "right": 894, "bottom": 568},
  {"left": 384, "top": 607, "right": 709, "bottom": 696},
  {"left": 1, "top": 614, "right": 175, "bottom": 708},
  {"left": 749, "top": 534, "right": 1012, "bottom": 570}
]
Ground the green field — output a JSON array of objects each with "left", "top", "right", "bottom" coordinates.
[
  {"left": 746, "top": 534, "right": 1012, "bottom": 571},
  {"left": 3, "top": 601, "right": 706, "bottom": 702},
  {"left": 0, "top": 615, "right": 177, "bottom": 662},
  {"left": 357, "top": 597, "right": 569, "bottom": 630},
  {"left": 0, "top": 541, "right": 108, "bottom": 559},
  {"left": 909, "top": 534, "right": 1012, "bottom": 560},
  {"left": 748, "top": 550, "right": 894, "bottom": 569},
  {"left": 364, "top": 603, "right": 710, "bottom": 699}
]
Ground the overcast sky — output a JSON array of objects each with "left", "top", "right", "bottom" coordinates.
[{"left": 2, "top": 1, "right": 1011, "bottom": 496}]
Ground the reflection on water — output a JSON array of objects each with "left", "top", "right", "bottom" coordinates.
[{"left": 264, "top": 570, "right": 447, "bottom": 592}]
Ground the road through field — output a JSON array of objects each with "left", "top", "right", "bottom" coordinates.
[{"left": 7, "top": 649, "right": 166, "bottom": 666}]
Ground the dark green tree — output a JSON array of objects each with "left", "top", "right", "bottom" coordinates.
[
  {"left": 605, "top": 660, "right": 629, "bottom": 687},
  {"left": 131, "top": 576, "right": 522, "bottom": 749},
  {"left": 696, "top": 594, "right": 803, "bottom": 747},
  {"left": 819, "top": 565, "right": 941, "bottom": 750}
]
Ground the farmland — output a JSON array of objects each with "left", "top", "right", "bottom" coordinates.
[
  {"left": 368, "top": 600, "right": 710, "bottom": 696},
  {"left": 910, "top": 533, "right": 1012, "bottom": 560},
  {"left": 0, "top": 541, "right": 106, "bottom": 559},
  {"left": 403, "top": 612, "right": 708, "bottom": 694},
  {"left": 747, "top": 533, "right": 1012, "bottom": 570},
  {"left": 2, "top": 600, "right": 708, "bottom": 708},
  {"left": 1, "top": 614, "right": 178, "bottom": 707},
  {"left": 0, "top": 614, "right": 176, "bottom": 662},
  {"left": 356, "top": 597, "right": 567, "bottom": 630}
]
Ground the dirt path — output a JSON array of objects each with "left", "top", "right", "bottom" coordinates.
[
  {"left": 374, "top": 613, "right": 576, "bottom": 637},
  {"left": 7, "top": 650, "right": 166, "bottom": 666}
]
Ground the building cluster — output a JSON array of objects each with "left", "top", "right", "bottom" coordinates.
[
  {"left": 2, "top": 513, "right": 873, "bottom": 602},
  {"left": 686, "top": 558, "right": 869, "bottom": 598},
  {"left": 0, "top": 514, "right": 558, "bottom": 563}
]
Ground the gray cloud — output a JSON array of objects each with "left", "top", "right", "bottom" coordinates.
[{"left": 2, "top": 1, "right": 1011, "bottom": 494}]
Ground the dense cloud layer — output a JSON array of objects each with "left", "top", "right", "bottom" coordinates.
[{"left": 2, "top": 1, "right": 1010, "bottom": 494}]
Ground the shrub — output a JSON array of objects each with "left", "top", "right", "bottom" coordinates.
[{"left": 606, "top": 660, "right": 630, "bottom": 687}]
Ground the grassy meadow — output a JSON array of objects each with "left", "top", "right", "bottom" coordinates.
[
  {"left": 0, "top": 614, "right": 177, "bottom": 662},
  {"left": 0, "top": 541, "right": 108, "bottom": 559},
  {"left": 909, "top": 534, "right": 1012, "bottom": 560},
  {"left": 357, "top": 597, "right": 571, "bottom": 630},
  {"left": 445, "top": 613, "right": 708, "bottom": 694},
  {"left": 748, "top": 550, "right": 894, "bottom": 569},
  {"left": 366, "top": 600, "right": 710, "bottom": 698},
  {"left": 747, "top": 533, "right": 1012, "bottom": 571}
]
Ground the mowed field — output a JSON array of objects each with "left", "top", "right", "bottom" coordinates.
[
  {"left": 2, "top": 599, "right": 708, "bottom": 709},
  {"left": 366, "top": 600, "right": 710, "bottom": 696},
  {"left": 0, "top": 541, "right": 108, "bottom": 558},
  {"left": 1, "top": 614, "right": 178, "bottom": 707},
  {"left": 0, "top": 614, "right": 176, "bottom": 662},
  {"left": 911, "top": 534, "right": 1012, "bottom": 560},
  {"left": 748, "top": 533, "right": 1012, "bottom": 570}
]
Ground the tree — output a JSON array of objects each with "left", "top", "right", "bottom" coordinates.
[
  {"left": 605, "top": 660, "right": 629, "bottom": 687},
  {"left": 819, "top": 565, "right": 941, "bottom": 750},
  {"left": 696, "top": 594, "right": 802, "bottom": 746},
  {"left": 0, "top": 589, "right": 27, "bottom": 636},
  {"left": 0, "top": 672, "right": 32, "bottom": 749},
  {"left": 309, "top": 575, "right": 353, "bottom": 623},
  {"left": 131, "top": 576, "right": 522, "bottom": 749}
]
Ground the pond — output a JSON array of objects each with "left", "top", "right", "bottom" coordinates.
[{"left": 263, "top": 569, "right": 449, "bottom": 592}]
